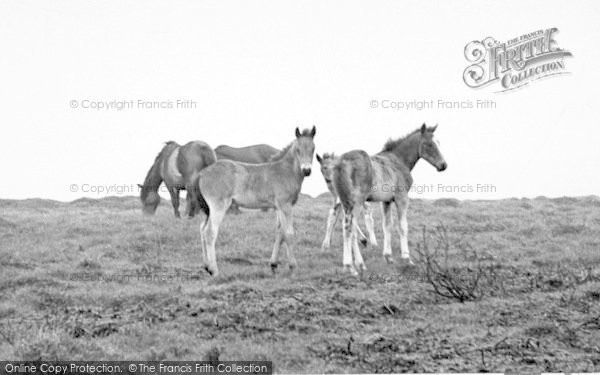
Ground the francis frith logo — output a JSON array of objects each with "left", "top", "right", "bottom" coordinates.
[{"left": 463, "top": 27, "right": 572, "bottom": 92}]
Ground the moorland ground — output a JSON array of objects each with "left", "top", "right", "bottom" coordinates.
[{"left": 0, "top": 194, "right": 599, "bottom": 373}]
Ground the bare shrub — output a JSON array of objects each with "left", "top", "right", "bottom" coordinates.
[{"left": 414, "top": 225, "right": 496, "bottom": 302}]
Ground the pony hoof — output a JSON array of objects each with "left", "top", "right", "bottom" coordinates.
[
  {"left": 401, "top": 257, "right": 415, "bottom": 266},
  {"left": 384, "top": 255, "right": 394, "bottom": 264},
  {"left": 357, "top": 266, "right": 367, "bottom": 279},
  {"left": 270, "top": 263, "right": 278, "bottom": 273},
  {"left": 203, "top": 265, "right": 216, "bottom": 276},
  {"left": 359, "top": 238, "right": 368, "bottom": 247},
  {"left": 321, "top": 243, "right": 330, "bottom": 252},
  {"left": 371, "top": 239, "right": 379, "bottom": 247},
  {"left": 343, "top": 265, "right": 359, "bottom": 277},
  {"left": 354, "top": 263, "right": 367, "bottom": 277},
  {"left": 288, "top": 261, "right": 298, "bottom": 270}
]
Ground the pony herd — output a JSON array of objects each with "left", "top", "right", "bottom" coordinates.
[{"left": 139, "top": 124, "right": 447, "bottom": 277}]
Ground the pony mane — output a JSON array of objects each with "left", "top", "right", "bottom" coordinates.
[
  {"left": 268, "top": 128, "right": 314, "bottom": 162},
  {"left": 381, "top": 126, "right": 432, "bottom": 152},
  {"left": 141, "top": 141, "right": 178, "bottom": 190},
  {"left": 152, "top": 141, "right": 177, "bottom": 163},
  {"left": 269, "top": 142, "right": 294, "bottom": 162}
]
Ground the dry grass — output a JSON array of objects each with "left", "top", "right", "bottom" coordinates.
[{"left": 0, "top": 194, "right": 599, "bottom": 372}]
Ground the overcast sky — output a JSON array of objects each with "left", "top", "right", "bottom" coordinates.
[{"left": 1, "top": 0, "right": 599, "bottom": 201}]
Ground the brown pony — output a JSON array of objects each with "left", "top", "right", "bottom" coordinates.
[
  {"left": 196, "top": 127, "right": 316, "bottom": 276},
  {"left": 214, "top": 144, "right": 280, "bottom": 214},
  {"left": 316, "top": 153, "right": 377, "bottom": 251},
  {"left": 333, "top": 124, "right": 447, "bottom": 275},
  {"left": 139, "top": 141, "right": 216, "bottom": 218}
]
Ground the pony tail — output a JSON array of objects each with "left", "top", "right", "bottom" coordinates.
[
  {"left": 197, "top": 190, "right": 210, "bottom": 219},
  {"left": 191, "top": 171, "right": 210, "bottom": 219}
]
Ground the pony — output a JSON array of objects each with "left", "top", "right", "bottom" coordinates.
[
  {"left": 333, "top": 124, "right": 447, "bottom": 275},
  {"left": 196, "top": 127, "right": 316, "bottom": 276},
  {"left": 139, "top": 141, "right": 217, "bottom": 218},
  {"left": 214, "top": 144, "right": 280, "bottom": 214},
  {"left": 316, "top": 153, "right": 377, "bottom": 251}
]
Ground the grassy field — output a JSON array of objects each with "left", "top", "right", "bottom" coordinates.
[{"left": 0, "top": 194, "right": 599, "bottom": 373}]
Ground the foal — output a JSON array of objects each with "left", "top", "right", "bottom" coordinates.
[
  {"left": 215, "top": 144, "right": 280, "bottom": 214},
  {"left": 196, "top": 127, "right": 316, "bottom": 276},
  {"left": 333, "top": 124, "right": 447, "bottom": 275},
  {"left": 316, "top": 153, "right": 377, "bottom": 251}
]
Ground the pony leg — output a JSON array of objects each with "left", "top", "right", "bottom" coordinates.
[
  {"left": 280, "top": 205, "right": 297, "bottom": 270},
  {"left": 270, "top": 211, "right": 284, "bottom": 272},
  {"left": 394, "top": 195, "right": 413, "bottom": 264},
  {"left": 351, "top": 213, "right": 366, "bottom": 273},
  {"left": 354, "top": 221, "right": 368, "bottom": 247},
  {"left": 204, "top": 202, "right": 228, "bottom": 276},
  {"left": 168, "top": 188, "right": 181, "bottom": 218},
  {"left": 381, "top": 202, "right": 394, "bottom": 263},
  {"left": 342, "top": 210, "right": 358, "bottom": 276},
  {"left": 185, "top": 186, "right": 198, "bottom": 218},
  {"left": 364, "top": 203, "right": 378, "bottom": 246},
  {"left": 185, "top": 193, "right": 194, "bottom": 217},
  {"left": 321, "top": 200, "right": 341, "bottom": 251},
  {"left": 199, "top": 216, "right": 209, "bottom": 271}
]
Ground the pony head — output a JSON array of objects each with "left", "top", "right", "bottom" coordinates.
[
  {"left": 294, "top": 126, "right": 316, "bottom": 176},
  {"left": 139, "top": 183, "right": 161, "bottom": 215},
  {"left": 418, "top": 123, "right": 447, "bottom": 172},
  {"left": 316, "top": 152, "right": 336, "bottom": 185}
]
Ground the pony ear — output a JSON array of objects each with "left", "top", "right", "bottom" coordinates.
[
  {"left": 421, "top": 123, "right": 427, "bottom": 134},
  {"left": 137, "top": 184, "right": 143, "bottom": 189},
  {"left": 316, "top": 153, "right": 322, "bottom": 163},
  {"left": 431, "top": 124, "right": 438, "bottom": 132},
  {"left": 310, "top": 125, "right": 316, "bottom": 138},
  {"left": 295, "top": 127, "right": 301, "bottom": 138}
]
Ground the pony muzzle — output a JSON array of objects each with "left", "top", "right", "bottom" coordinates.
[
  {"left": 437, "top": 161, "right": 448, "bottom": 171},
  {"left": 142, "top": 206, "right": 157, "bottom": 215},
  {"left": 301, "top": 164, "right": 312, "bottom": 176}
]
